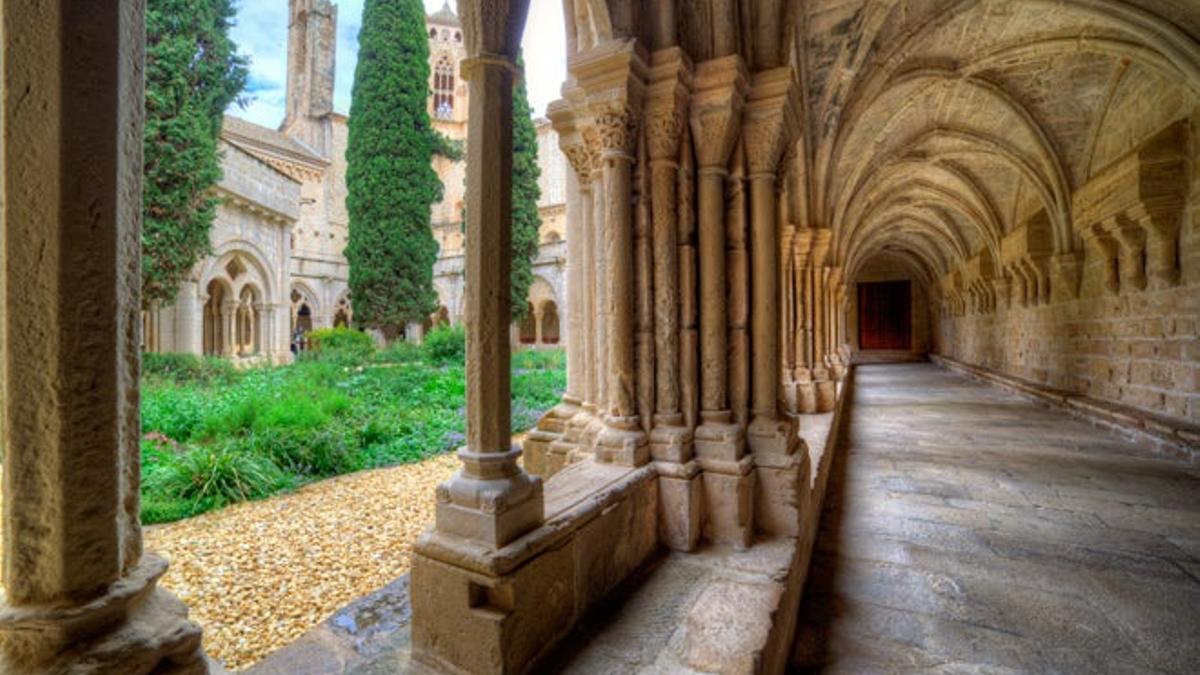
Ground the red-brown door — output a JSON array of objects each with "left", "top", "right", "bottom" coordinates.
[{"left": 858, "top": 281, "right": 911, "bottom": 350}]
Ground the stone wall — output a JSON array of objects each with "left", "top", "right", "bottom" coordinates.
[{"left": 934, "top": 114, "right": 1200, "bottom": 425}]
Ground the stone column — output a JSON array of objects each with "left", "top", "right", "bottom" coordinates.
[
  {"left": 0, "top": 3, "right": 207, "bottom": 672},
  {"left": 221, "top": 299, "right": 238, "bottom": 356},
  {"left": 743, "top": 70, "right": 807, "bottom": 536},
  {"left": 690, "top": 55, "right": 752, "bottom": 549},
  {"left": 810, "top": 231, "right": 836, "bottom": 412},
  {"left": 678, "top": 126, "right": 700, "bottom": 430},
  {"left": 792, "top": 231, "right": 816, "bottom": 413},
  {"left": 829, "top": 266, "right": 847, "bottom": 380},
  {"left": 579, "top": 125, "right": 608, "bottom": 455},
  {"left": 433, "top": 51, "right": 542, "bottom": 548},
  {"left": 727, "top": 143, "right": 750, "bottom": 428},
  {"left": 175, "top": 280, "right": 203, "bottom": 356},
  {"left": 545, "top": 108, "right": 592, "bottom": 473},
  {"left": 646, "top": 47, "right": 699, "bottom": 550},
  {"left": 593, "top": 102, "right": 649, "bottom": 466}
]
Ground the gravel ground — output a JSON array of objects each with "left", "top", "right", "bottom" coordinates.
[
  {"left": 0, "top": 454, "right": 461, "bottom": 670},
  {"left": 142, "top": 453, "right": 460, "bottom": 670}
]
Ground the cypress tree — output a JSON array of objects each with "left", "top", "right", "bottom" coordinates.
[
  {"left": 510, "top": 58, "right": 542, "bottom": 321},
  {"left": 345, "top": 0, "right": 441, "bottom": 338},
  {"left": 142, "top": 0, "right": 247, "bottom": 306}
]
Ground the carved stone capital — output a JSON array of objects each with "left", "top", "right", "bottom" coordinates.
[
  {"left": 592, "top": 103, "right": 640, "bottom": 159},
  {"left": 645, "top": 110, "right": 684, "bottom": 163},
  {"left": 742, "top": 68, "right": 799, "bottom": 176},
  {"left": 644, "top": 47, "right": 693, "bottom": 162},
  {"left": 688, "top": 55, "right": 749, "bottom": 169}
]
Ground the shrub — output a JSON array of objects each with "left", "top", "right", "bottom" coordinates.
[
  {"left": 423, "top": 324, "right": 465, "bottom": 365},
  {"left": 305, "top": 327, "right": 375, "bottom": 364},
  {"left": 143, "top": 352, "right": 240, "bottom": 385},
  {"left": 145, "top": 443, "right": 292, "bottom": 506},
  {"left": 373, "top": 339, "right": 422, "bottom": 364},
  {"left": 247, "top": 426, "right": 362, "bottom": 478}
]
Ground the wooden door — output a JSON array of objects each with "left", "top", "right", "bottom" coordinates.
[{"left": 858, "top": 281, "right": 911, "bottom": 350}]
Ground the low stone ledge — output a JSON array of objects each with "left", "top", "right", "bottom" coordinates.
[
  {"left": 931, "top": 354, "right": 1198, "bottom": 462},
  {"left": 413, "top": 461, "right": 656, "bottom": 577},
  {"left": 411, "top": 458, "right": 660, "bottom": 674}
]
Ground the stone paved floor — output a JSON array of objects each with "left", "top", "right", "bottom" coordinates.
[{"left": 792, "top": 363, "right": 1200, "bottom": 674}]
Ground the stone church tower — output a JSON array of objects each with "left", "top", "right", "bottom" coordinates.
[{"left": 282, "top": 0, "right": 338, "bottom": 156}]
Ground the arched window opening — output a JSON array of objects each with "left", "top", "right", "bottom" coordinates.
[
  {"left": 518, "top": 303, "right": 537, "bottom": 344},
  {"left": 540, "top": 301, "right": 560, "bottom": 344},
  {"left": 433, "top": 56, "right": 454, "bottom": 119},
  {"left": 235, "top": 285, "right": 261, "bottom": 356},
  {"left": 203, "top": 280, "right": 228, "bottom": 356},
  {"left": 432, "top": 305, "right": 451, "bottom": 328},
  {"left": 429, "top": 28, "right": 437, "bottom": 38},
  {"left": 334, "top": 294, "right": 352, "bottom": 328},
  {"left": 291, "top": 288, "right": 314, "bottom": 353}
]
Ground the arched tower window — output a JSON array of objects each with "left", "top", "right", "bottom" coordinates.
[{"left": 433, "top": 56, "right": 454, "bottom": 119}]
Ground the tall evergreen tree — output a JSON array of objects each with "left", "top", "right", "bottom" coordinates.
[
  {"left": 345, "top": 0, "right": 441, "bottom": 337},
  {"left": 142, "top": 0, "right": 247, "bottom": 306},
  {"left": 510, "top": 58, "right": 542, "bottom": 321}
]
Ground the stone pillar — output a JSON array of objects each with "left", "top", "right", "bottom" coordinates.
[
  {"left": 679, "top": 125, "right": 700, "bottom": 430},
  {"left": 433, "top": 51, "right": 542, "bottom": 549},
  {"left": 743, "top": 69, "right": 807, "bottom": 536},
  {"left": 0, "top": 2, "right": 207, "bottom": 672},
  {"left": 593, "top": 101, "right": 649, "bottom": 466},
  {"left": 690, "top": 55, "right": 753, "bottom": 549},
  {"left": 810, "top": 231, "right": 836, "bottom": 412},
  {"left": 727, "top": 143, "right": 750, "bottom": 428},
  {"left": 544, "top": 108, "right": 592, "bottom": 473},
  {"left": 175, "top": 280, "right": 203, "bottom": 356},
  {"left": 221, "top": 299, "right": 238, "bottom": 356},
  {"left": 829, "top": 267, "right": 847, "bottom": 380},
  {"left": 792, "top": 231, "right": 816, "bottom": 413},
  {"left": 646, "top": 47, "right": 699, "bottom": 551},
  {"left": 579, "top": 125, "right": 608, "bottom": 455}
]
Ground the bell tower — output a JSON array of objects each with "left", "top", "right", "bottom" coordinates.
[{"left": 285, "top": 0, "right": 337, "bottom": 129}]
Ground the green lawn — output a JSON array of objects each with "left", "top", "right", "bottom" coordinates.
[{"left": 140, "top": 327, "right": 564, "bottom": 524}]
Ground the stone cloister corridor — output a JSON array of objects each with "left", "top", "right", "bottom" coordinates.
[
  {"left": 794, "top": 364, "right": 1200, "bottom": 673},
  {"left": 3, "top": 0, "right": 1199, "bottom": 673}
]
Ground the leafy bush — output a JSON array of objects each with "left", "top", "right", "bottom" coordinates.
[
  {"left": 246, "top": 426, "right": 362, "bottom": 478},
  {"left": 145, "top": 443, "right": 292, "bottom": 506},
  {"left": 372, "top": 339, "right": 422, "bottom": 364},
  {"left": 423, "top": 325, "right": 465, "bottom": 365},
  {"left": 305, "top": 327, "right": 376, "bottom": 364},
  {"left": 143, "top": 352, "right": 240, "bottom": 385}
]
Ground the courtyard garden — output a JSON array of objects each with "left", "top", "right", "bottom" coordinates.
[{"left": 139, "top": 326, "right": 565, "bottom": 524}]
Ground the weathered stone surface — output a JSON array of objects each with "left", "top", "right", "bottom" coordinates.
[{"left": 794, "top": 363, "right": 1200, "bottom": 673}]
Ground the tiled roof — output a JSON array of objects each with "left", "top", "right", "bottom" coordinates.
[{"left": 220, "top": 115, "right": 325, "bottom": 165}]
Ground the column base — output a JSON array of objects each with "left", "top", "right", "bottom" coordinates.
[
  {"left": 0, "top": 554, "right": 206, "bottom": 675},
  {"left": 793, "top": 368, "right": 817, "bottom": 414},
  {"left": 578, "top": 407, "right": 604, "bottom": 458},
  {"left": 596, "top": 415, "right": 650, "bottom": 467},
  {"left": 435, "top": 447, "right": 544, "bottom": 548},
  {"left": 695, "top": 412, "right": 752, "bottom": 549},
  {"left": 749, "top": 415, "right": 810, "bottom": 537},
  {"left": 655, "top": 460, "right": 703, "bottom": 552},
  {"left": 521, "top": 430, "right": 558, "bottom": 478},
  {"left": 813, "top": 369, "right": 835, "bottom": 413}
]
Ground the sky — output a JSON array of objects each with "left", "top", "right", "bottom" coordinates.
[{"left": 229, "top": 0, "right": 567, "bottom": 128}]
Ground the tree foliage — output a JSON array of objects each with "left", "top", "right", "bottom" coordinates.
[
  {"left": 143, "top": 0, "right": 247, "bottom": 306},
  {"left": 510, "top": 58, "right": 543, "bottom": 321},
  {"left": 345, "top": 0, "right": 442, "bottom": 336}
]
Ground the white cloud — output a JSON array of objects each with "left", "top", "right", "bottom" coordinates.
[{"left": 228, "top": 0, "right": 566, "bottom": 127}]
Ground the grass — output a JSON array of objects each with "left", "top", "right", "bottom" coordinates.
[{"left": 140, "top": 327, "right": 565, "bottom": 524}]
